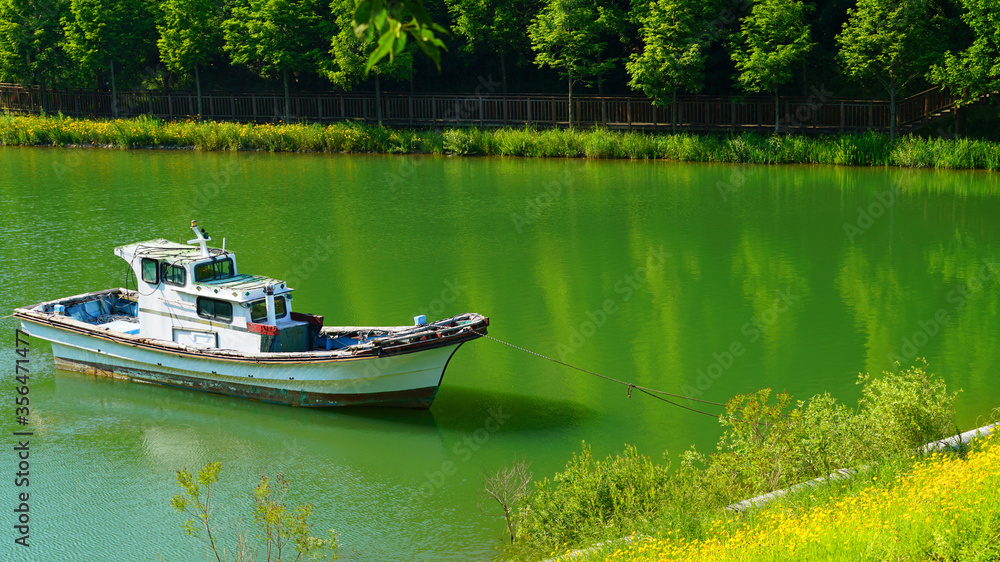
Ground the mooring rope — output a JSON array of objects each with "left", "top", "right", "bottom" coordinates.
[{"left": 475, "top": 333, "right": 725, "bottom": 417}]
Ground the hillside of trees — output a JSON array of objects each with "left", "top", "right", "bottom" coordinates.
[{"left": 0, "top": 0, "right": 997, "bottom": 114}]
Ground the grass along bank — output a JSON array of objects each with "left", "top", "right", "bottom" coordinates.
[
  {"left": 2, "top": 113, "right": 1000, "bottom": 170},
  {"left": 559, "top": 433, "right": 1000, "bottom": 561}
]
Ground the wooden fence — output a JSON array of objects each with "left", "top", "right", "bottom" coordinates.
[{"left": 0, "top": 83, "right": 958, "bottom": 133}]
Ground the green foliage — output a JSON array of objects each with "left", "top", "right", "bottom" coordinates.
[
  {"left": 836, "top": 0, "right": 940, "bottom": 138},
  {"left": 730, "top": 0, "right": 814, "bottom": 132},
  {"left": 626, "top": 0, "right": 708, "bottom": 116},
  {"left": 517, "top": 443, "right": 670, "bottom": 550},
  {"left": 171, "top": 461, "right": 224, "bottom": 561},
  {"left": 351, "top": 0, "right": 447, "bottom": 72},
  {"left": 325, "top": 0, "right": 413, "bottom": 90},
  {"left": 528, "top": 0, "right": 615, "bottom": 85},
  {"left": 445, "top": 0, "right": 538, "bottom": 92},
  {"left": 510, "top": 363, "right": 961, "bottom": 557},
  {"left": 528, "top": 0, "right": 616, "bottom": 127},
  {"left": 731, "top": 0, "right": 814, "bottom": 95},
  {"left": 171, "top": 461, "right": 338, "bottom": 562},
  {"left": 222, "top": 0, "right": 326, "bottom": 80},
  {"left": 928, "top": 0, "right": 1000, "bottom": 104},
  {"left": 0, "top": 0, "right": 69, "bottom": 87},
  {"left": 445, "top": 0, "right": 537, "bottom": 59},
  {"left": 156, "top": 0, "right": 221, "bottom": 77},
  {"left": 60, "top": 0, "right": 158, "bottom": 86}
]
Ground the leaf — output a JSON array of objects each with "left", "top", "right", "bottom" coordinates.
[{"left": 365, "top": 32, "right": 396, "bottom": 72}]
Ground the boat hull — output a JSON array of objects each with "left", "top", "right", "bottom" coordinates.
[{"left": 22, "top": 318, "right": 470, "bottom": 408}]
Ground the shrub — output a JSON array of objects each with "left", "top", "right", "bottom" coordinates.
[{"left": 518, "top": 444, "right": 670, "bottom": 550}]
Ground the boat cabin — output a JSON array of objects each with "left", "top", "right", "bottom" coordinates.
[{"left": 115, "top": 222, "right": 317, "bottom": 353}]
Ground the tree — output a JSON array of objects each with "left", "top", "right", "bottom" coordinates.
[
  {"left": 928, "top": 0, "right": 1000, "bottom": 106},
  {"left": 528, "top": 0, "right": 616, "bottom": 129},
  {"left": 222, "top": 0, "right": 328, "bottom": 121},
  {"left": 836, "top": 0, "right": 937, "bottom": 139},
  {"left": 326, "top": 0, "right": 413, "bottom": 126},
  {"left": 445, "top": 0, "right": 539, "bottom": 95},
  {"left": 481, "top": 458, "right": 533, "bottom": 544},
  {"left": 61, "top": 0, "right": 158, "bottom": 117},
  {"left": 731, "top": 0, "right": 815, "bottom": 133},
  {"left": 157, "top": 0, "right": 222, "bottom": 118},
  {"left": 626, "top": 0, "right": 709, "bottom": 133},
  {"left": 0, "top": 0, "right": 69, "bottom": 105}
]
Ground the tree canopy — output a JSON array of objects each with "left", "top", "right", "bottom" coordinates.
[
  {"left": 928, "top": 0, "right": 1000, "bottom": 105},
  {"left": 626, "top": 0, "right": 709, "bottom": 132},
  {"left": 0, "top": 0, "right": 995, "bottom": 127},
  {"left": 731, "top": 0, "right": 815, "bottom": 132},
  {"left": 222, "top": 0, "right": 329, "bottom": 119},
  {"left": 528, "top": 0, "right": 615, "bottom": 128},
  {"left": 836, "top": 0, "right": 939, "bottom": 138}
]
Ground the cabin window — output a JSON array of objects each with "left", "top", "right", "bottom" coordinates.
[
  {"left": 141, "top": 258, "right": 159, "bottom": 285},
  {"left": 250, "top": 296, "right": 289, "bottom": 323},
  {"left": 196, "top": 297, "right": 233, "bottom": 323},
  {"left": 161, "top": 263, "right": 187, "bottom": 286},
  {"left": 194, "top": 258, "right": 235, "bottom": 282}
]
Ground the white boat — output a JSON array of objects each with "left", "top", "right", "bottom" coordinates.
[{"left": 14, "top": 222, "right": 489, "bottom": 408}]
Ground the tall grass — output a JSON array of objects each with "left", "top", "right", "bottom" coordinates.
[{"left": 1, "top": 112, "right": 998, "bottom": 169}]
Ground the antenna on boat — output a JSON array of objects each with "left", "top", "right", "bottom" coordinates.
[{"left": 188, "top": 220, "right": 212, "bottom": 258}]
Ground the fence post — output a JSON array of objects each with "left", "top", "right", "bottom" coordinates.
[
  {"left": 627, "top": 99, "right": 632, "bottom": 128},
  {"left": 409, "top": 95, "right": 414, "bottom": 127},
  {"left": 479, "top": 96, "right": 483, "bottom": 126},
  {"left": 432, "top": 96, "right": 437, "bottom": 123},
  {"left": 527, "top": 97, "right": 531, "bottom": 123}
]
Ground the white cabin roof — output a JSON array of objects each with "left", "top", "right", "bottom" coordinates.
[
  {"left": 115, "top": 238, "right": 292, "bottom": 303},
  {"left": 115, "top": 238, "right": 228, "bottom": 264}
]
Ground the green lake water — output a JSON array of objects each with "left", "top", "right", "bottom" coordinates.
[{"left": 1, "top": 147, "right": 999, "bottom": 561}]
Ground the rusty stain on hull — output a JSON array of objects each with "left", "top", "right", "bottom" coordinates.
[{"left": 53, "top": 356, "right": 441, "bottom": 408}]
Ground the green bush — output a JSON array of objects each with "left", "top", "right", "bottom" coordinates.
[{"left": 517, "top": 444, "right": 670, "bottom": 551}]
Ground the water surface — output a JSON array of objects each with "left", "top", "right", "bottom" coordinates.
[{"left": 1, "top": 147, "right": 999, "bottom": 560}]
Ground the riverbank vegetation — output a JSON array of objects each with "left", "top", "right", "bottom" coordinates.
[
  {"left": 551, "top": 434, "right": 1000, "bottom": 561},
  {"left": 170, "top": 461, "right": 339, "bottom": 561},
  {"left": 493, "top": 363, "right": 980, "bottom": 560},
  {"left": 3, "top": 112, "right": 1000, "bottom": 170}
]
